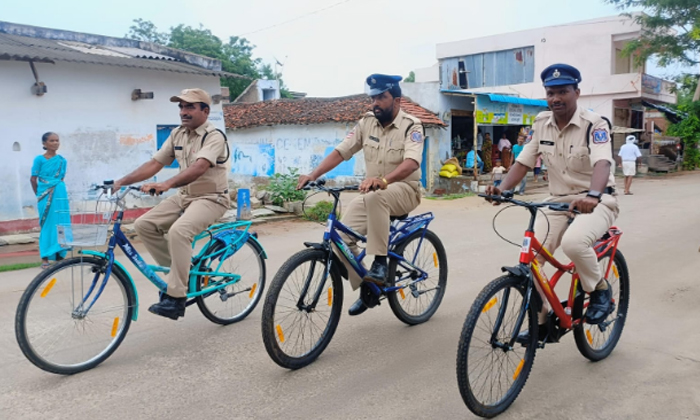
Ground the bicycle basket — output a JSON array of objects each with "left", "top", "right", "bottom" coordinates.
[{"left": 56, "top": 191, "right": 118, "bottom": 247}]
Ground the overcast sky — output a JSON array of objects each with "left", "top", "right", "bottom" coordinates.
[{"left": 3, "top": 0, "right": 687, "bottom": 97}]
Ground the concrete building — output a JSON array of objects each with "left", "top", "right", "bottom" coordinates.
[
  {"left": 403, "top": 14, "right": 678, "bottom": 186},
  {"left": 414, "top": 14, "right": 676, "bottom": 130},
  {"left": 233, "top": 79, "right": 281, "bottom": 103},
  {"left": 223, "top": 94, "right": 446, "bottom": 190},
  {"left": 0, "top": 21, "right": 244, "bottom": 231}
]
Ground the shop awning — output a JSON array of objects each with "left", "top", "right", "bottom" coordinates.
[
  {"left": 642, "top": 100, "right": 686, "bottom": 124},
  {"left": 480, "top": 94, "right": 548, "bottom": 107},
  {"left": 440, "top": 89, "right": 548, "bottom": 108}
]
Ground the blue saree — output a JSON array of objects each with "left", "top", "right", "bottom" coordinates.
[{"left": 32, "top": 155, "right": 69, "bottom": 260}]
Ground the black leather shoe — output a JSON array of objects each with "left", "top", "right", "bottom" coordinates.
[
  {"left": 585, "top": 283, "right": 615, "bottom": 325},
  {"left": 364, "top": 260, "right": 388, "bottom": 286},
  {"left": 516, "top": 324, "right": 549, "bottom": 347},
  {"left": 348, "top": 298, "right": 368, "bottom": 316},
  {"left": 148, "top": 295, "right": 186, "bottom": 320}
]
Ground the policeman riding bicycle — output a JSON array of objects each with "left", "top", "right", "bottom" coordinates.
[
  {"left": 485, "top": 64, "right": 619, "bottom": 340},
  {"left": 296, "top": 73, "right": 425, "bottom": 316},
  {"left": 113, "top": 88, "right": 231, "bottom": 320}
]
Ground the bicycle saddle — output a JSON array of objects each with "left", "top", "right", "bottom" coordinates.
[{"left": 390, "top": 214, "right": 409, "bottom": 222}]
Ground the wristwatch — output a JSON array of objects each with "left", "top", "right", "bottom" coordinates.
[{"left": 586, "top": 190, "right": 602, "bottom": 202}]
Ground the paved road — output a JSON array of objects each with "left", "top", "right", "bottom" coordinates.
[{"left": 2, "top": 174, "right": 699, "bottom": 420}]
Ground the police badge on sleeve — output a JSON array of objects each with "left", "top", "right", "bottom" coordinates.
[
  {"left": 592, "top": 129, "right": 609, "bottom": 144},
  {"left": 410, "top": 130, "right": 424, "bottom": 143}
]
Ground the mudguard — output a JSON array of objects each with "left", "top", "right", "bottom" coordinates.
[
  {"left": 501, "top": 264, "right": 542, "bottom": 313},
  {"left": 303, "top": 242, "right": 348, "bottom": 280}
]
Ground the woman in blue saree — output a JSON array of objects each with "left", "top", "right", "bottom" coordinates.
[{"left": 30, "top": 132, "right": 69, "bottom": 269}]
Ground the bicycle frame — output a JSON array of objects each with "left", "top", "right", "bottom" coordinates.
[
  {"left": 73, "top": 195, "right": 264, "bottom": 321},
  {"left": 519, "top": 216, "right": 623, "bottom": 330},
  {"left": 297, "top": 184, "right": 436, "bottom": 310}
]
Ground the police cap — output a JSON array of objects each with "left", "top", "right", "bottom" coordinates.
[
  {"left": 366, "top": 74, "right": 402, "bottom": 97},
  {"left": 540, "top": 64, "right": 581, "bottom": 87}
]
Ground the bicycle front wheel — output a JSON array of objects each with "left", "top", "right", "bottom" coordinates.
[
  {"left": 196, "top": 237, "right": 266, "bottom": 325},
  {"left": 387, "top": 229, "right": 448, "bottom": 325},
  {"left": 574, "top": 249, "right": 630, "bottom": 361},
  {"left": 15, "top": 256, "right": 134, "bottom": 375},
  {"left": 456, "top": 275, "right": 538, "bottom": 418},
  {"left": 261, "top": 249, "right": 343, "bottom": 369}
]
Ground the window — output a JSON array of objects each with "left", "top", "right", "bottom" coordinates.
[
  {"left": 441, "top": 47, "right": 535, "bottom": 90},
  {"left": 458, "top": 60, "right": 468, "bottom": 89},
  {"left": 157, "top": 125, "right": 179, "bottom": 168},
  {"left": 262, "top": 89, "right": 276, "bottom": 101},
  {"left": 612, "top": 39, "right": 643, "bottom": 74}
]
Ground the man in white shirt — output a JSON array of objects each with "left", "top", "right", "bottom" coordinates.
[{"left": 616, "top": 135, "right": 642, "bottom": 195}]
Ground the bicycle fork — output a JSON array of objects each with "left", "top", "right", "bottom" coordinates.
[
  {"left": 296, "top": 252, "right": 334, "bottom": 312},
  {"left": 490, "top": 279, "right": 535, "bottom": 352},
  {"left": 73, "top": 256, "right": 115, "bottom": 319}
]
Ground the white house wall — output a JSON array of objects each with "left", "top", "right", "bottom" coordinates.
[
  {"left": 0, "top": 60, "right": 224, "bottom": 222},
  {"left": 227, "top": 123, "right": 367, "bottom": 184},
  {"left": 227, "top": 122, "right": 444, "bottom": 192}
]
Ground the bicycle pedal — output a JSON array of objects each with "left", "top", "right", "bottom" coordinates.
[{"left": 359, "top": 282, "right": 382, "bottom": 308}]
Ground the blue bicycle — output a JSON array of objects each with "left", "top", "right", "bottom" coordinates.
[
  {"left": 261, "top": 180, "right": 447, "bottom": 369},
  {"left": 15, "top": 183, "right": 266, "bottom": 374}
]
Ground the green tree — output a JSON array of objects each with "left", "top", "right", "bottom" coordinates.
[
  {"left": 673, "top": 73, "right": 699, "bottom": 106},
  {"left": 667, "top": 102, "right": 700, "bottom": 169},
  {"left": 125, "top": 19, "right": 291, "bottom": 100},
  {"left": 605, "top": 0, "right": 700, "bottom": 100},
  {"left": 404, "top": 71, "right": 416, "bottom": 83},
  {"left": 126, "top": 18, "right": 169, "bottom": 44}
]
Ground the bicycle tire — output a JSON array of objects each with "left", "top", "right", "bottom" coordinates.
[
  {"left": 15, "top": 256, "right": 135, "bottom": 375},
  {"left": 261, "top": 249, "right": 343, "bottom": 369},
  {"left": 456, "top": 275, "right": 538, "bottom": 418},
  {"left": 387, "top": 229, "right": 448, "bottom": 325},
  {"left": 196, "top": 237, "right": 266, "bottom": 325},
  {"left": 574, "top": 249, "right": 630, "bottom": 361}
]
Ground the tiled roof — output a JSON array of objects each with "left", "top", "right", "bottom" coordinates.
[
  {"left": 0, "top": 33, "right": 247, "bottom": 79},
  {"left": 224, "top": 94, "right": 446, "bottom": 129}
]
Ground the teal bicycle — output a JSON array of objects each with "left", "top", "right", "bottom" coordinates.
[{"left": 15, "top": 183, "right": 267, "bottom": 375}]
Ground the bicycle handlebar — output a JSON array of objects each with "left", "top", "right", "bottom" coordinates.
[
  {"left": 478, "top": 193, "right": 578, "bottom": 214},
  {"left": 302, "top": 179, "right": 359, "bottom": 193}
]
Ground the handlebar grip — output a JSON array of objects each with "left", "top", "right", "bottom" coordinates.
[
  {"left": 148, "top": 189, "right": 163, "bottom": 196},
  {"left": 547, "top": 203, "right": 579, "bottom": 214}
]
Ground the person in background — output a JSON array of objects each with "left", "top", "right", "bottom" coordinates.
[
  {"left": 483, "top": 132, "right": 494, "bottom": 172},
  {"left": 533, "top": 155, "right": 543, "bottom": 182},
  {"left": 476, "top": 129, "right": 484, "bottom": 161},
  {"left": 465, "top": 149, "right": 483, "bottom": 174},
  {"left": 498, "top": 132, "right": 512, "bottom": 170},
  {"left": 511, "top": 134, "right": 527, "bottom": 194},
  {"left": 30, "top": 132, "right": 69, "bottom": 270},
  {"left": 491, "top": 158, "right": 506, "bottom": 187},
  {"left": 616, "top": 135, "right": 642, "bottom": 195}
]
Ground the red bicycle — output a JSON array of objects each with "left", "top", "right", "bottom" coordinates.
[{"left": 456, "top": 193, "right": 630, "bottom": 418}]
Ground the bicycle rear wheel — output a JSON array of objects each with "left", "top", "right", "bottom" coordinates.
[
  {"left": 456, "top": 275, "right": 538, "bottom": 418},
  {"left": 196, "top": 237, "right": 266, "bottom": 325},
  {"left": 261, "top": 249, "right": 343, "bottom": 369},
  {"left": 574, "top": 249, "right": 630, "bottom": 361},
  {"left": 387, "top": 229, "right": 447, "bottom": 325},
  {"left": 15, "top": 256, "right": 134, "bottom": 375}
]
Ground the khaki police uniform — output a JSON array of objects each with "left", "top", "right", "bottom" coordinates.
[
  {"left": 335, "top": 109, "right": 424, "bottom": 290},
  {"left": 517, "top": 107, "right": 618, "bottom": 298},
  {"left": 134, "top": 121, "right": 230, "bottom": 298}
]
